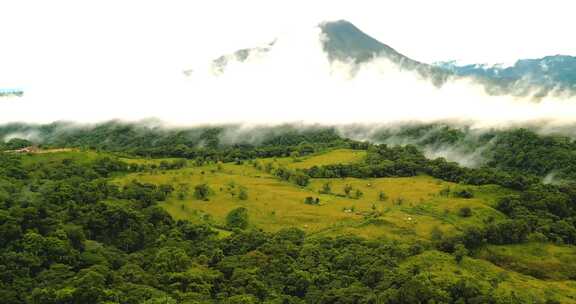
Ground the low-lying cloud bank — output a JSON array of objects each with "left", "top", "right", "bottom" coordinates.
[{"left": 1, "top": 24, "right": 576, "bottom": 128}]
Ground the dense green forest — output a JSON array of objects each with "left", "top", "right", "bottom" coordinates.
[
  {"left": 2, "top": 122, "right": 576, "bottom": 180},
  {"left": 2, "top": 122, "right": 576, "bottom": 303}
]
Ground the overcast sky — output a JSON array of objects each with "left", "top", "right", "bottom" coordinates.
[{"left": 1, "top": 1, "right": 575, "bottom": 124}]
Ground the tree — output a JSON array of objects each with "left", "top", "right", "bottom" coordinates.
[
  {"left": 454, "top": 189, "right": 474, "bottom": 198},
  {"left": 153, "top": 247, "right": 192, "bottom": 273},
  {"left": 344, "top": 184, "right": 353, "bottom": 197},
  {"left": 177, "top": 183, "right": 190, "bottom": 200},
  {"left": 321, "top": 182, "right": 332, "bottom": 194},
  {"left": 454, "top": 243, "right": 468, "bottom": 264},
  {"left": 290, "top": 172, "right": 310, "bottom": 187},
  {"left": 304, "top": 197, "right": 319, "bottom": 205},
  {"left": 238, "top": 188, "right": 248, "bottom": 200},
  {"left": 226, "top": 207, "right": 249, "bottom": 229},
  {"left": 439, "top": 187, "right": 451, "bottom": 197},
  {"left": 194, "top": 183, "right": 212, "bottom": 200},
  {"left": 225, "top": 295, "right": 258, "bottom": 304},
  {"left": 458, "top": 207, "right": 472, "bottom": 217},
  {"left": 290, "top": 151, "right": 300, "bottom": 160},
  {"left": 430, "top": 226, "right": 444, "bottom": 241},
  {"left": 378, "top": 191, "right": 388, "bottom": 202}
]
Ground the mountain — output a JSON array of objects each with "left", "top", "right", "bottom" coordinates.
[
  {"left": 438, "top": 55, "right": 576, "bottom": 96},
  {"left": 210, "top": 41, "right": 275, "bottom": 75},
  {"left": 319, "top": 20, "right": 450, "bottom": 86},
  {"left": 203, "top": 19, "right": 576, "bottom": 96},
  {"left": 206, "top": 20, "right": 450, "bottom": 86}
]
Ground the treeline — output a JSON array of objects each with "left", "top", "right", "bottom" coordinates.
[
  {"left": 372, "top": 124, "right": 576, "bottom": 180},
  {"left": 0, "top": 138, "right": 33, "bottom": 151},
  {"left": 254, "top": 161, "right": 311, "bottom": 187},
  {"left": 4, "top": 122, "right": 576, "bottom": 182},
  {"left": 0, "top": 122, "right": 353, "bottom": 160},
  {"left": 306, "top": 144, "right": 538, "bottom": 190}
]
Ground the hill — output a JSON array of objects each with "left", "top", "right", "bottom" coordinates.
[{"left": 4, "top": 129, "right": 576, "bottom": 302}]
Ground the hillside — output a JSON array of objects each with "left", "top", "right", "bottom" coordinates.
[
  {"left": 114, "top": 149, "right": 509, "bottom": 241},
  {"left": 3, "top": 130, "right": 576, "bottom": 303}
]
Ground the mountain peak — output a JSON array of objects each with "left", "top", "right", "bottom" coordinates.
[
  {"left": 319, "top": 20, "right": 399, "bottom": 62},
  {"left": 318, "top": 20, "right": 449, "bottom": 86}
]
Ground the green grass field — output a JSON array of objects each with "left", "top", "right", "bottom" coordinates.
[
  {"left": 19, "top": 149, "right": 103, "bottom": 167},
  {"left": 274, "top": 148, "right": 367, "bottom": 169},
  {"left": 113, "top": 149, "right": 512, "bottom": 242}
]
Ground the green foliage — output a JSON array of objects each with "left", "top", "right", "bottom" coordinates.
[
  {"left": 194, "top": 183, "right": 212, "bottom": 200},
  {"left": 354, "top": 189, "right": 363, "bottom": 199},
  {"left": 454, "top": 188, "right": 474, "bottom": 198},
  {"left": 271, "top": 167, "right": 310, "bottom": 187},
  {"left": 226, "top": 207, "right": 249, "bottom": 230},
  {"left": 0, "top": 138, "right": 32, "bottom": 151},
  {"left": 320, "top": 182, "right": 331, "bottom": 194},
  {"left": 343, "top": 184, "right": 353, "bottom": 197},
  {"left": 378, "top": 190, "right": 388, "bottom": 202},
  {"left": 238, "top": 188, "right": 248, "bottom": 201},
  {"left": 453, "top": 243, "right": 468, "bottom": 263},
  {"left": 1, "top": 126, "right": 576, "bottom": 303},
  {"left": 458, "top": 207, "right": 472, "bottom": 217},
  {"left": 303, "top": 196, "right": 320, "bottom": 205}
]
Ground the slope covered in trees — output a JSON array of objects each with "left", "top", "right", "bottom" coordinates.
[{"left": 2, "top": 124, "right": 576, "bottom": 303}]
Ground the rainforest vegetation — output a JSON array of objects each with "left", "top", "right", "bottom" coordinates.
[{"left": 1, "top": 123, "right": 576, "bottom": 303}]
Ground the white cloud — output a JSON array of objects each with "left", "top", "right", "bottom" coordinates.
[{"left": 0, "top": 0, "right": 575, "bottom": 125}]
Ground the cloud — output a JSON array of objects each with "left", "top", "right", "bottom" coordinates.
[{"left": 1, "top": 21, "right": 576, "bottom": 129}]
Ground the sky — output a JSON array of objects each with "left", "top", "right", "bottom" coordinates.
[{"left": 0, "top": 0, "right": 575, "bottom": 124}]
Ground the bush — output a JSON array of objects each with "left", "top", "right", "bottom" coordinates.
[
  {"left": 304, "top": 196, "right": 320, "bottom": 205},
  {"left": 453, "top": 243, "right": 468, "bottom": 264},
  {"left": 344, "top": 184, "right": 353, "bottom": 197},
  {"left": 458, "top": 207, "right": 472, "bottom": 217},
  {"left": 238, "top": 188, "right": 248, "bottom": 200},
  {"left": 321, "top": 182, "right": 332, "bottom": 194},
  {"left": 378, "top": 191, "right": 388, "bottom": 202},
  {"left": 226, "top": 207, "right": 249, "bottom": 229},
  {"left": 194, "top": 183, "right": 212, "bottom": 200},
  {"left": 454, "top": 189, "right": 474, "bottom": 198}
]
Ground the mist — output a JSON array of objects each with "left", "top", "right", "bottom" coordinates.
[{"left": 2, "top": 23, "right": 576, "bottom": 135}]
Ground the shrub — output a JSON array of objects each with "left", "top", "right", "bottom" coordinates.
[
  {"left": 226, "top": 207, "right": 249, "bottom": 229},
  {"left": 238, "top": 188, "right": 248, "bottom": 200},
  {"left": 304, "top": 197, "right": 320, "bottom": 205},
  {"left": 378, "top": 191, "right": 388, "bottom": 202},
  {"left": 194, "top": 183, "right": 212, "bottom": 200},
  {"left": 458, "top": 207, "right": 472, "bottom": 217},
  {"left": 454, "top": 189, "right": 474, "bottom": 198}
]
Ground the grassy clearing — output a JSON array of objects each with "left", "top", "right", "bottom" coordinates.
[
  {"left": 115, "top": 165, "right": 356, "bottom": 233},
  {"left": 274, "top": 148, "right": 367, "bottom": 169},
  {"left": 19, "top": 149, "right": 185, "bottom": 169},
  {"left": 20, "top": 150, "right": 103, "bottom": 167},
  {"left": 307, "top": 176, "right": 509, "bottom": 240},
  {"left": 117, "top": 156, "right": 186, "bottom": 165},
  {"left": 114, "top": 149, "right": 511, "bottom": 242},
  {"left": 476, "top": 242, "right": 576, "bottom": 281}
]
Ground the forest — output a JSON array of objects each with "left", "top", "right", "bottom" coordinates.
[{"left": 1, "top": 123, "right": 576, "bottom": 303}]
